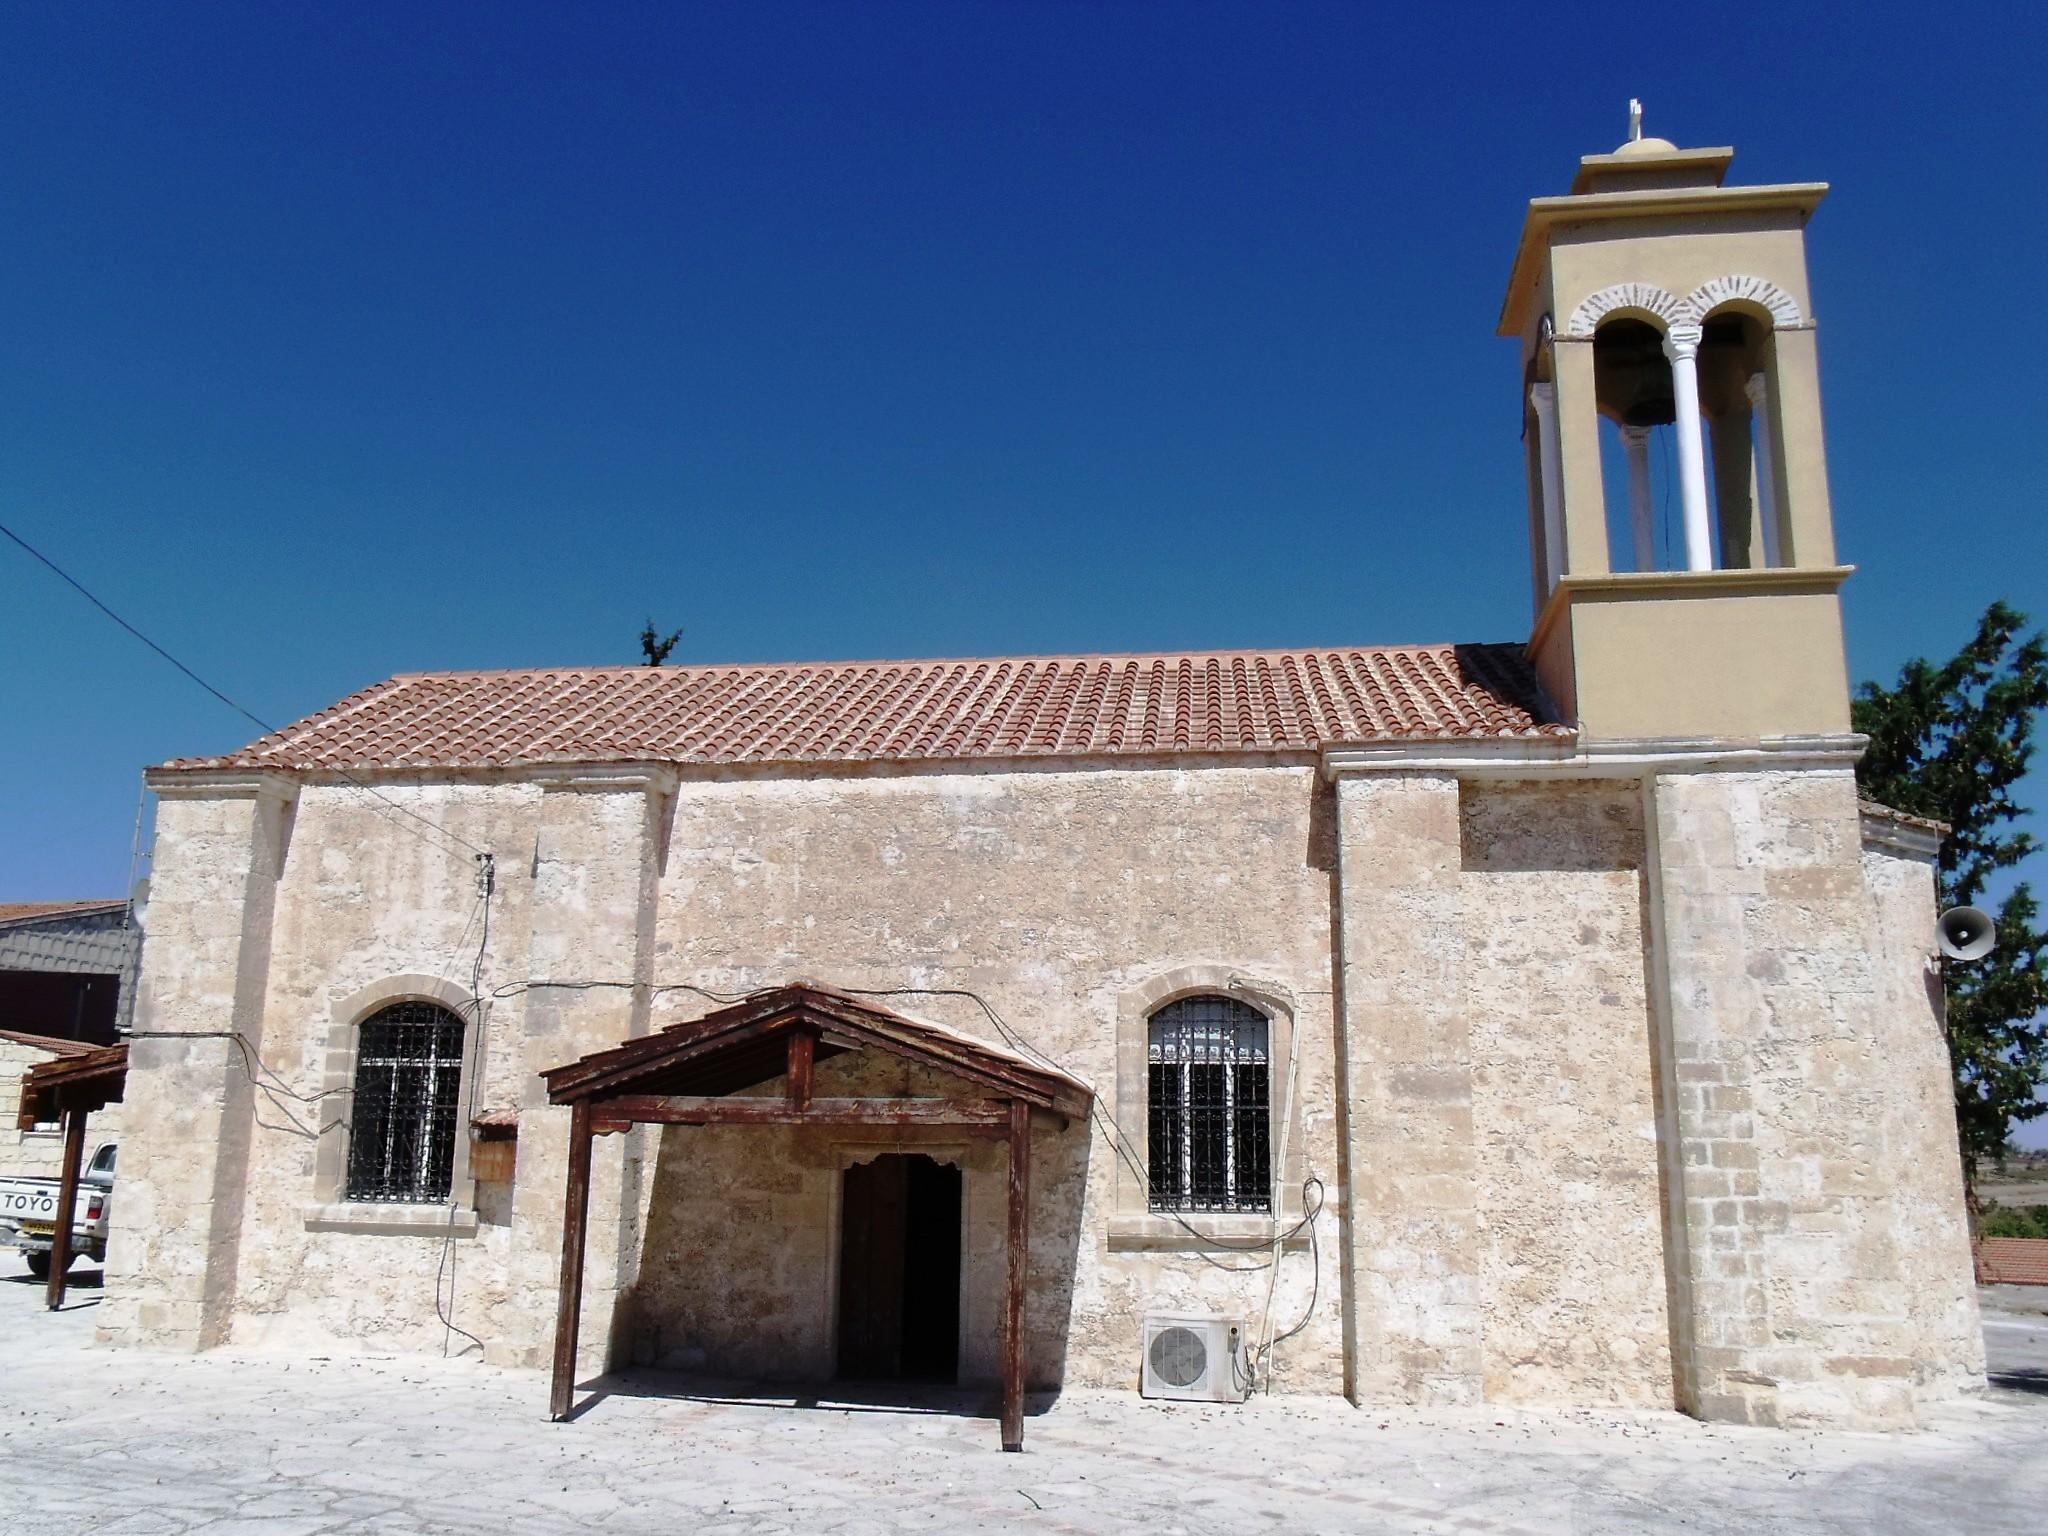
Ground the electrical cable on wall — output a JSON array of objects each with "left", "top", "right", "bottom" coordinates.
[
  {"left": 0, "top": 517, "right": 486, "bottom": 866},
  {"left": 138, "top": 964, "right": 1324, "bottom": 1360}
]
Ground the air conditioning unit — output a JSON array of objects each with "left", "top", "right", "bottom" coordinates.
[{"left": 1140, "top": 1313, "right": 1245, "bottom": 1403}]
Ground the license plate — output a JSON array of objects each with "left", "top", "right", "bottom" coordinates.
[{"left": 21, "top": 1221, "right": 54, "bottom": 1236}]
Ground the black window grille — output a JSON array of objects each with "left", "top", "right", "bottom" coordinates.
[
  {"left": 345, "top": 1001, "right": 465, "bottom": 1203},
  {"left": 1147, "top": 995, "right": 1271, "bottom": 1213}
]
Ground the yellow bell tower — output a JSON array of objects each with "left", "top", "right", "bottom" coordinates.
[{"left": 1499, "top": 106, "right": 1854, "bottom": 740}]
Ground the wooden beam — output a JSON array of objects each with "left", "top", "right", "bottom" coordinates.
[
  {"left": 1002, "top": 1096, "right": 1030, "bottom": 1452},
  {"left": 549, "top": 1099, "right": 596, "bottom": 1421},
  {"left": 786, "top": 1030, "right": 815, "bottom": 1110},
  {"left": 591, "top": 1095, "right": 1008, "bottom": 1130},
  {"left": 46, "top": 1107, "right": 86, "bottom": 1311}
]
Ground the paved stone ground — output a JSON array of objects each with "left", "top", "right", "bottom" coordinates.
[{"left": 2, "top": 1268, "right": 2043, "bottom": 1534}]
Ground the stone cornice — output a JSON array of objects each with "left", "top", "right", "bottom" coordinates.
[
  {"left": 533, "top": 763, "right": 679, "bottom": 796},
  {"left": 1321, "top": 732, "right": 1866, "bottom": 782},
  {"left": 1528, "top": 565, "right": 1855, "bottom": 659},
  {"left": 1859, "top": 801, "right": 1946, "bottom": 859},
  {"left": 144, "top": 768, "right": 298, "bottom": 803}
]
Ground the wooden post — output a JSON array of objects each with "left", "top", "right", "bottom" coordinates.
[
  {"left": 1001, "top": 1097, "right": 1030, "bottom": 1451},
  {"left": 46, "top": 1107, "right": 87, "bottom": 1311},
  {"left": 549, "top": 1099, "right": 596, "bottom": 1421},
  {"left": 786, "top": 1029, "right": 815, "bottom": 1111}
]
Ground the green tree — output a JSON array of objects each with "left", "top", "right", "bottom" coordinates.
[
  {"left": 638, "top": 619, "right": 682, "bottom": 666},
  {"left": 1853, "top": 600, "right": 2048, "bottom": 1187}
]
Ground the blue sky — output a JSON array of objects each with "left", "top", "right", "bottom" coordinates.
[{"left": 3, "top": 5, "right": 2044, "bottom": 1130}]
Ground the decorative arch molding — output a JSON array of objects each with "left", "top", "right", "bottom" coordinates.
[
  {"left": 308, "top": 971, "right": 483, "bottom": 1221},
  {"left": 1679, "top": 273, "right": 1805, "bottom": 329},
  {"left": 1112, "top": 963, "right": 1306, "bottom": 1247},
  {"left": 1563, "top": 282, "right": 1685, "bottom": 339},
  {"left": 332, "top": 972, "right": 475, "bottom": 1029},
  {"left": 1120, "top": 962, "right": 1295, "bottom": 1023}
]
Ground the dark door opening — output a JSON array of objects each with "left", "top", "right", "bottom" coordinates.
[{"left": 837, "top": 1153, "right": 961, "bottom": 1383}]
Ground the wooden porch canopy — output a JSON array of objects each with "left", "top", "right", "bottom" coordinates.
[
  {"left": 539, "top": 984, "right": 1091, "bottom": 1452},
  {"left": 16, "top": 1042, "right": 127, "bottom": 1312}
]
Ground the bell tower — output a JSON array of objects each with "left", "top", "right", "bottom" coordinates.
[{"left": 1499, "top": 107, "right": 1854, "bottom": 740}]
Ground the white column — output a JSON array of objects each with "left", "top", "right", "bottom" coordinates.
[
  {"left": 1745, "top": 372, "right": 1781, "bottom": 568},
  {"left": 1662, "top": 325, "right": 1714, "bottom": 571},
  {"left": 1621, "top": 424, "right": 1656, "bottom": 571},
  {"left": 1529, "top": 383, "right": 1566, "bottom": 591}
]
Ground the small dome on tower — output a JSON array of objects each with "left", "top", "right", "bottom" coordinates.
[{"left": 1612, "top": 98, "right": 1677, "bottom": 156}]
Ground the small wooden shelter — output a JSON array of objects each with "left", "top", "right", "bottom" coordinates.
[
  {"left": 540, "top": 983, "right": 1091, "bottom": 1451},
  {"left": 16, "top": 1041, "right": 127, "bottom": 1311}
]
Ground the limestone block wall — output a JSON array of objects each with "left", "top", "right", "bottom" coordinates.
[
  {"left": 1645, "top": 767, "right": 1982, "bottom": 1427},
  {"left": 637, "top": 763, "right": 1344, "bottom": 1394},
  {"left": 99, "top": 776, "right": 293, "bottom": 1351},
  {"left": 97, "top": 749, "right": 1979, "bottom": 1426},
  {"left": 1859, "top": 833, "right": 1983, "bottom": 1394},
  {"left": 1332, "top": 772, "right": 1478, "bottom": 1405},
  {"left": 107, "top": 760, "right": 1342, "bottom": 1394},
  {"left": 164, "top": 779, "right": 539, "bottom": 1357},
  {"left": 1335, "top": 772, "right": 1674, "bottom": 1412},
  {"left": 1461, "top": 781, "right": 1673, "bottom": 1408}
]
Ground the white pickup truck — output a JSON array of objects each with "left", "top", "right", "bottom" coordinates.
[{"left": 0, "top": 1141, "right": 116, "bottom": 1280}]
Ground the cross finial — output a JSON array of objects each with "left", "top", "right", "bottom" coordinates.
[{"left": 1628, "top": 98, "right": 1644, "bottom": 142}]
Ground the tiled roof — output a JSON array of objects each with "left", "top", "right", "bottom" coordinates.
[
  {"left": 1859, "top": 800, "right": 1951, "bottom": 837},
  {"left": 0, "top": 900, "right": 125, "bottom": 928},
  {"left": 162, "top": 643, "right": 1565, "bottom": 773},
  {"left": 1978, "top": 1238, "right": 2048, "bottom": 1287},
  {"left": 0, "top": 1029, "right": 101, "bottom": 1059}
]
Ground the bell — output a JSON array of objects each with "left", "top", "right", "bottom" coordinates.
[
  {"left": 1614, "top": 369, "right": 1675, "bottom": 428},
  {"left": 1593, "top": 320, "right": 1676, "bottom": 428}
]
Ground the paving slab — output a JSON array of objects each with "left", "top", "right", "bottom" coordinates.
[{"left": 1, "top": 1269, "right": 2043, "bottom": 1534}]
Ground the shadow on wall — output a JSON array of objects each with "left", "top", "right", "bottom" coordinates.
[
  {"left": 1458, "top": 780, "right": 1646, "bottom": 875},
  {"left": 610, "top": 1102, "right": 1089, "bottom": 1400}
]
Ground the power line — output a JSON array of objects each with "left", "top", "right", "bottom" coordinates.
[{"left": 0, "top": 517, "right": 484, "bottom": 861}]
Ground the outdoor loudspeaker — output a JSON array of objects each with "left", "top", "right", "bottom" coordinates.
[{"left": 1937, "top": 906, "right": 1997, "bottom": 962}]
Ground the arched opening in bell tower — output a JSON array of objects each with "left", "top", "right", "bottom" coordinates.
[
  {"left": 1695, "top": 307, "right": 1786, "bottom": 569},
  {"left": 1592, "top": 317, "right": 1679, "bottom": 571},
  {"left": 1587, "top": 309, "right": 1791, "bottom": 573}
]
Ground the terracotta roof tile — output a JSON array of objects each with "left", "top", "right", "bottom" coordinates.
[
  {"left": 0, "top": 1028, "right": 102, "bottom": 1058},
  {"left": 1978, "top": 1238, "right": 2048, "bottom": 1286},
  {"left": 160, "top": 643, "right": 1566, "bottom": 775},
  {"left": 1859, "top": 799, "right": 1951, "bottom": 837},
  {"left": 0, "top": 900, "right": 125, "bottom": 927}
]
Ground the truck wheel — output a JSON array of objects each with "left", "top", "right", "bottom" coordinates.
[{"left": 25, "top": 1253, "right": 51, "bottom": 1281}]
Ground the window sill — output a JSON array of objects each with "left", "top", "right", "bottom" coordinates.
[
  {"left": 1107, "top": 1211, "right": 1306, "bottom": 1252},
  {"left": 301, "top": 1202, "right": 479, "bottom": 1238}
]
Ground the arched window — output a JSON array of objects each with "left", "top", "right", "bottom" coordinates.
[
  {"left": 1147, "top": 996, "right": 1271, "bottom": 1213},
  {"left": 345, "top": 1001, "right": 466, "bottom": 1203}
]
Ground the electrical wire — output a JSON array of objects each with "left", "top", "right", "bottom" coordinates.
[
  {"left": 137, "top": 963, "right": 1324, "bottom": 1351},
  {"left": 0, "top": 517, "right": 486, "bottom": 865},
  {"left": 436, "top": 857, "right": 494, "bottom": 1358},
  {"left": 495, "top": 974, "right": 1325, "bottom": 1272}
]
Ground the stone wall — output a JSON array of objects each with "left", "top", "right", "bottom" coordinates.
[
  {"left": 634, "top": 763, "right": 1343, "bottom": 1394},
  {"left": 1461, "top": 781, "right": 1673, "bottom": 1408},
  {"left": 98, "top": 754, "right": 1981, "bottom": 1426},
  {"left": 105, "top": 762, "right": 1344, "bottom": 1396},
  {"left": 1644, "top": 768, "right": 1983, "bottom": 1426},
  {"left": 1859, "top": 830, "right": 1984, "bottom": 1394}
]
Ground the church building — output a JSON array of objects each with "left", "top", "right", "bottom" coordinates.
[{"left": 99, "top": 122, "right": 1984, "bottom": 1442}]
